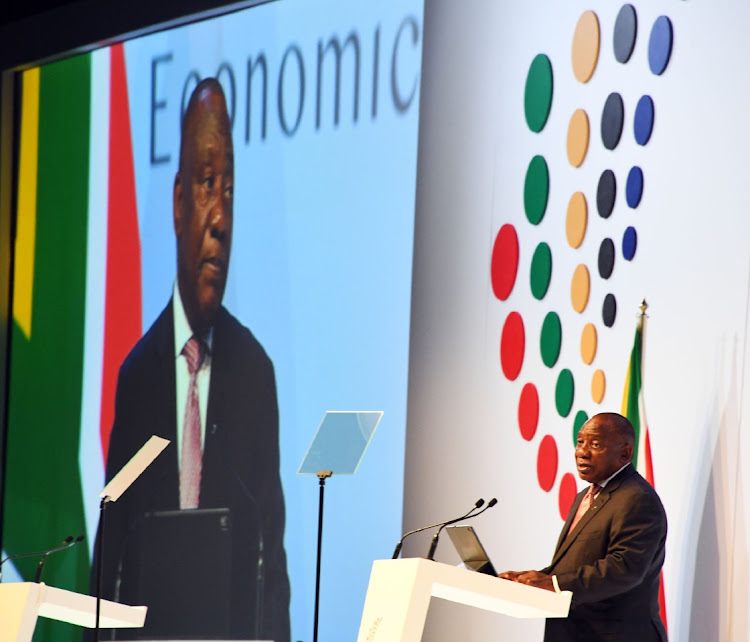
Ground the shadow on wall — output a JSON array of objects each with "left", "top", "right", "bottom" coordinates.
[{"left": 688, "top": 344, "right": 748, "bottom": 641}]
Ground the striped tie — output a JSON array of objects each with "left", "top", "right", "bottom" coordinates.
[
  {"left": 180, "top": 336, "right": 205, "bottom": 509},
  {"left": 567, "top": 484, "right": 601, "bottom": 535}
]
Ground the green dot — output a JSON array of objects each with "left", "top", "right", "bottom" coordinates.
[
  {"left": 555, "top": 368, "right": 575, "bottom": 417},
  {"left": 540, "top": 311, "right": 561, "bottom": 367},
  {"left": 573, "top": 410, "right": 588, "bottom": 446},
  {"left": 524, "top": 155, "right": 549, "bottom": 225},
  {"left": 530, "top": 242, "right": 552, "bottom": 300},
  {"left": 525, "top": 54, "right": 554, "bottom": 133}
]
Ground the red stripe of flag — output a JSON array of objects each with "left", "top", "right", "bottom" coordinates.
[{"left": 99, "top": 43, "right": 142, "bottom": 461}]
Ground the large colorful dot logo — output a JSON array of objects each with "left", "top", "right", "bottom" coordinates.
[{"left": 489, "top": 4, "right": 673, "bottom": 520}]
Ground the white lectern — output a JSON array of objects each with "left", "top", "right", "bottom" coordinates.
[
  {"left": 357, "top": 559, "right": 571, "bottom": 642},
  {"left": 0, "top": 582, "right": 146, "bottom": 642}
]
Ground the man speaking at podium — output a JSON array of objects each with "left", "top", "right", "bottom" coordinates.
[
  {"left": 94, "top": 78, "right": 290, "bottom": 641},
  {"left": 500, "top": 412, "right": 667, "bottom": 642}
]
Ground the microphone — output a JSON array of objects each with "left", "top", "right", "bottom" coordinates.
[
  {"left": 426, "top": 497, "right": 497, "bottom": 561},
  {"left": 34, "top": 534, "right": 85, "bottom": 583},
  {"left": 0, "top": 534, "right": 84, "bottom": 583},
  {"left": 392, "top": 498, "right": 484, "bottom": 559}
]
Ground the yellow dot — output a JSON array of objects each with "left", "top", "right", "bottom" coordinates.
[
  {"left": 570, "top": 264, "right": 590, "bottom": 313},
  {"left": 572, "top": 10, "right": 601, "bottom": 83},
  {"left": 567, "top": 109, "right": 590, "bottom": 168},
  {"left": 566, "top": 192, "right": 587, "bottom": 248},
  {"left": 580, "top": 323, "right": 597, "bottom": 364},
  {"left": 591, "top": 369, "right": 606, "bottom": 403}
]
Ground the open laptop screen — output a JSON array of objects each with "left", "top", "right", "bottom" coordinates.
[{"left": 446, "top": 525, "right": 497, "bottom": 576}]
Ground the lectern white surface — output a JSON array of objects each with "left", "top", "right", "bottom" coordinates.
[
  {"left": 357, "top": 559, "right": 571, "bottom": 642},
  {"left": 0, "top": 582, "right": 146, "bottom": 642}
]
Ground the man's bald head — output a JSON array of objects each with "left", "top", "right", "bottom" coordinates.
[
  {"left": 575, "top": 412, "right": 635, "bottom": 483},
  {"left": 173, "top": 78, "right": 234, "bottom": 336}
]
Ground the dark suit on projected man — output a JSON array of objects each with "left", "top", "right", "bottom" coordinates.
[
  {"left": 500, "top": 413, "right": 667, "bottom": 642},
  {"left": 94, "top": 78, "right": 290, "bottom": 641}
]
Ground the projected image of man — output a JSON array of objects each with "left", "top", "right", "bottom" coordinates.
[{"left": 95, "top": 78, "right": 290, "bottom": 641}]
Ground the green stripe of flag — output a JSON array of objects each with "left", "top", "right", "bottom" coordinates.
[
  {"left": 623, "top": 325, "right": 643, "bottom": 470},
  {"left": 3, "top": 52, "right": 91, "bottom": 642}
]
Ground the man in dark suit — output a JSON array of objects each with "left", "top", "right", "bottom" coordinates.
[
  {"left": 500, "top": 412, "right": 667, "bottom": 642},
  {"left": 94, "top": 78, "right": 290, "bottom": 641}
]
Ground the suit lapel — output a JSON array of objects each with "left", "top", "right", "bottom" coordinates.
[
  {"left": 550, "top": 465, "right": 635, "bottom": 566},
  {"left": 554, "top": 490, "right": 585, "bottom": 555},
  {"left": 152, "top": 300, "right": 179, "bottom": 505},
  {"left": 202, "top": 306, "right": 230, "bottom": 506}
]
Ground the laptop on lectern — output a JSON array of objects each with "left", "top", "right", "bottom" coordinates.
[{"left": 446, "top": 525, "right": 498, "bottom": 576}]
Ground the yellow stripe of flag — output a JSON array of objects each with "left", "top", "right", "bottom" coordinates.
[{"left": 13, "top": 67, "right": 40, "bottom": 339}]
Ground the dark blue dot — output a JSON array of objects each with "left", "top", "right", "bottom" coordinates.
[
  {"left": 626, "top": 166, "right": 643, "bottom": 208},
  {"left": 649, "top": 16, "right": 673, "bottom": 75},
  {"left": 614, "top": 4, "right": 638, "bottom": 64},
  {"left": 634, "top": 95, "right": 654, "bottom": 145},
  {"left": 622, "top": 226, "right": 637, "bottom": 260},
  {"left": 597, "top": 169, "right": 617, "bottom": 218},
  {"left": 602, "top": 293, "right": 617, "bottom": 327},
  {"left": 598, "top": 238, "right": 615, "bottom": 279},
  {"left": 601, "top": 93, "right": 624, "bottom": 150}
]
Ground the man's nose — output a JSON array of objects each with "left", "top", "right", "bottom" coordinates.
[{"left": 209, "top": 190, "right": 229, "bottom": 240}]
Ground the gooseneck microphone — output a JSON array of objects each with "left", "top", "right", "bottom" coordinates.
[
  {"left": 392, "top": 498, "right": 484, "bottom": 559},
  {"left": 0, "top": 534, "right": 84, "bottom": 583},
  {"left": 35, "top": 535, "right": 85, "bottom": 583},
  {"left": 425, "top": 497, "right": 498, "bottom": 561}
]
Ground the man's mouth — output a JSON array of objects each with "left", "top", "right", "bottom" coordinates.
[{"left": 201, "top": 256, "right": 225, "bottom": 277}]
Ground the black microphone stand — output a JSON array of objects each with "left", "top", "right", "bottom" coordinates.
[
  {"left": 95, "top": 495, "right": 111, "bottom": 642},
  {"left": 34, "top": 536, "right": 82, "bottom": 583},
  {"left": 313, "top": 470, "right": 332, "bottom": 642},
  {"left": 425, "top": 498, "right": 497, "bottom": 561},
  {"left": 393, "top": 498, "right": 484, "bottom": 560}
]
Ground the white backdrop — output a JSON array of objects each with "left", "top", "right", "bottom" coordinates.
[{"left": 405, "top": 1, "right": 750, "bottom": 640}]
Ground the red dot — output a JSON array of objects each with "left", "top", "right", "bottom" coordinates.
[
  {"left": 518, "top": 383, "right": 539, "bottom": 441},
  {"left": 500, "top": 312, "right": 525, "bottom": 380},
  {"left": 536, "top": 435, "right": 558, "bottom": 492},
  {"left": 558, "top": 472, "right": 578, "bottom": 521},
  {"left": 491, "top": 224, "right": 519, "bottom": 300}
]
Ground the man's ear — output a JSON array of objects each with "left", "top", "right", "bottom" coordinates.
[
  {"left": 173, "top": 172, "right": 183, "bottom": 236},
  {"left": 622, "top": 442, "right": 634, "bottom": 463}
]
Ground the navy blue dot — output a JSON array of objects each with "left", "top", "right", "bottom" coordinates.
[
  {"left": 598, "top": 238, "right": 615, "bottom": 279},
  {"left": 649, "top": 16, "right": 673, "bottom": 75},
  {"left": 626, "top": 166, "right": 643, "bottom": 208},
  {"left": 597, "top": 169, "right": 617, "bottom": 219},
  {"left": 622, "top": 226, "right": 637, "bottom": 260},
  {"left": 601, "top": 93, "right": 624, "bottom": 150},
  {"left": 602, "top": 294, "right": 617, "bottom": 327},
  {"left": 614, "top": 4, "right": 638, "bottom": 64},
  {"left": 634, "top": 95, "right": 654, "bottom": 145}
]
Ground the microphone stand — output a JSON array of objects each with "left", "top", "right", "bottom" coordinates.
[
  {"left": 392, "top": 498, "right": 484, "bottom": 559},
  {"left": 313, "top": 470, "right": 332, "bottom": 642},
  {"left": 34, "top": 536, "right": 83, "bottom": 583},
  {"left": 95, "top": 495, "right": 111, "bottom": 642},
  {"left": 426, "top": 498, "right": 497, "bottom": 561}
]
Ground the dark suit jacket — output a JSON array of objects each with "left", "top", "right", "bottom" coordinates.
[
  {"left": 541, "top": 464, "right": 667, "bottom": 642},
  {"left": 94, "top": 299, "right": 290, "bottom": 641}
]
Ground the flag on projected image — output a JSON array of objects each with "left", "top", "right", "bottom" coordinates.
[
  {"left": 2, "top": 44, "right": 141, "bottom": 642},
  {"left": 621, "top": 304, "right": 667, "bottom": 634}
]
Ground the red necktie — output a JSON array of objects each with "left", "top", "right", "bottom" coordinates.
[
  {"left": 180, "top": 336, "right": 204, "bottom": 509},
  {"left": 568, "top": 484, "right": 601, "bottom": 535}
]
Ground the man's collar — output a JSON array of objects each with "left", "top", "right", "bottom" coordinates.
[
  {"left": 597, "top": 462, "right": 631, "bottom": 489},
  {"left": 173, "top": 281, "right": 213, "bottom": 357}
]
